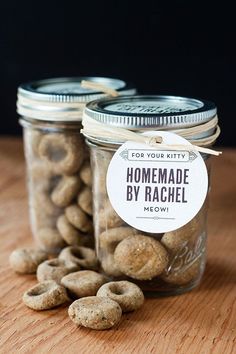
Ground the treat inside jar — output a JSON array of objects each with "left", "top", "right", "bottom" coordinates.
[{"left": 24, "top": 129, "right": 93, "bottom": 254}]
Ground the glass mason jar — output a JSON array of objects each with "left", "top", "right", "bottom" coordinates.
[
  {"left": 17, "top": 77, "right": 136, "bottom": 253},
  {"left": 83, "top": 95, "right": 218, "bottom": 296}
]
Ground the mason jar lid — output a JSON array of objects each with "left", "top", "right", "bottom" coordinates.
[
  {"left": 17, "top": 77, "right": 136, "bottom": 122},
  {"left": 85, "top": 95, "right": 217, "bottom": 129}
]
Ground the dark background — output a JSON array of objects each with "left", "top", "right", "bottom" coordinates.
[{"left": 0, "top": 1, "right": 235, "bottom": 145}]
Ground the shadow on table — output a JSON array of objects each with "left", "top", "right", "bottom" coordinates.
[
  {"left": 74, "top": 259, "right": 236, "bottom": 341},
  {"left": 199, "top": 260, "right": 236, "bottom": 291}
]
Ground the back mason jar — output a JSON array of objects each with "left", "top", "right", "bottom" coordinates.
[
  {"left": 82, "top": 95, "right": 220, "bottom": 296},
  {"left": 17, "top": 77, "right": 136, "bottom": 253}
]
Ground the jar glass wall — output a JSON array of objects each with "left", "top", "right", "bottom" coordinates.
[
  {"left": 17, "top": 77, "right": 136, "bottom": 253},
  {"left": 89, "top": 142, "right": 211, "bottom": 296}
]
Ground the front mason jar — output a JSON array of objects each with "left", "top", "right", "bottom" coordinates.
[
  {"left": 17, "top": 77, "right": 136, "bottom": 253},
  {"left": 83, "top": 95, "right": 219, "bottom": 296}
]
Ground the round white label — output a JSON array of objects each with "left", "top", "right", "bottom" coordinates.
[{"left": 106, "top": 131, "right": 208, "bottom": 233}]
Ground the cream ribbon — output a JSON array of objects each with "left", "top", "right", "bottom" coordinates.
[
  {"left": 81, "top": 80, "right": 119, "bottom": 97},
  {"left": 81, "top": 113, "right": 222, "bottom": 156}
]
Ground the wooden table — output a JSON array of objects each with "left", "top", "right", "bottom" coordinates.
[{"left": 0, "top": 137, "right": 235, "bottom": 354}]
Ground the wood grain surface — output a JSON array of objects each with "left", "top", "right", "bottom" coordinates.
[{"left": 0, "top": 137, "right": 235, "bottom": 354}]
